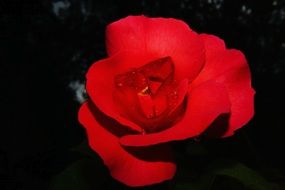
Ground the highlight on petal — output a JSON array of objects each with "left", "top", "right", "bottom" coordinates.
[
  {"left": 106, "top": 15, "right": 205, "bottom": 81},
  {"left": 191, "top": 36, "right": 255, "bottom": 136},
  {"left": 120, "top": 81, "right": 231, "bottom": 147},
  {"left": 78, "top": 101, "right": 176, "bottom": 187}
]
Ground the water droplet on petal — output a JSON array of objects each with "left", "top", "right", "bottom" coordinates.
[
  {"left": 116, "top": 82, "right": 123, "bottom": 87},
  {"left": 147, "top": 113, "right": 154, "bottom": 119},
  {"left": 171, "top": 91, "right": 178, "bottom": 99},
  {"left": 168, "top": 102, "right": 177, "bottom": 107}
]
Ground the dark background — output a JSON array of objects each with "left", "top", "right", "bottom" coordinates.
[{"left": 1, "top": 0, "right": 285, "bottom": 189}]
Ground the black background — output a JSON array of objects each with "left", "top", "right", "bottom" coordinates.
[{"left": 1, "top": 0, "right": 285, "bottom": 189}]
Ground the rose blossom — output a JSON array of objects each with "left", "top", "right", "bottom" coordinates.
[{"left": 78, "top": 15, "right": 255, "bottom": 187}]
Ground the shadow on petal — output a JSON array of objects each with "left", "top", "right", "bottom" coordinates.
[
  {"left": 87, "top": 101, "right": 140, "bottom": 137},
  {"left": 124, "top": 143, "right": 175, "bottom": 162}
]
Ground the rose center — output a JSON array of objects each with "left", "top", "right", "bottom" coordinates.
[{"left": 113, "top": 57, "right": 188, "bottom": 133}]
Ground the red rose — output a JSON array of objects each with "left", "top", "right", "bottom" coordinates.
[{"left": 78, "top": 16, "right": 255, "bottom": 187}]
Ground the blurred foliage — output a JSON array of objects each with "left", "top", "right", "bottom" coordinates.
[
  {"left": 49, "top": 141, "right": 283, "bottom": 190},
  {"left": 1, "top": 0, "right": 285, "bottom": 189}
]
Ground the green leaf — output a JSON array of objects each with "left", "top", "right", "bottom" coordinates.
[
  {"left": 208, "top": 159, "right": 278, "bottom": 190},
  {"left": 49, "top": 158, "right": 109, "bottom": 190},
  {"left": 175, "top": 174, "right": 215, "bottom": 190}
]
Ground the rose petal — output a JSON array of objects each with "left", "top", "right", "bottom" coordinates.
[
  {"left": 168, "top": 79, "right": 189, "bottom": 115},
  {"left": 78, "top": 102, "right": 176, "bottom": 187},
  {"left": 199, "top": 33, "right": 226, "bottom": 54},
  {"left": 191, "top": 35, "right": 255, "bottom": 136},
  {"left": 120, "top": 81, "right": 231, "bottom": 146},
  {"left": 216, "top": 67, "right": 255, "bottom": 136},
  {"left": 106, "top": 15, "right": 205, "bottom": 81},
  {"left": 86, "top": 51, "right": 158, "bottom": 133}
]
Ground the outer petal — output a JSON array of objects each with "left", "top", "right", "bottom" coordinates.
[
  {"left": 78, "top": 101, "right": 176, "bottom": 187},
  {"left": 120, "top": 81, "right": 231, "bottom": 147},
  {"left": 106, "top": 15, "right": 205, "bottom": 81},
  {"left": 191, "top": 34, "right": 255, "bottom": 136},
  {"left": 86, "top": 51, "right": 158, "bottom": 133},
  {"left": 199, "top": 34, "right": 226, "bottom": 55}
]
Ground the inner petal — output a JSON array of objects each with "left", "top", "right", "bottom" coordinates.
[
  {"left": 137, "top": 91, "right": 155, "bottom": 119},
  {"left": 113, "top": 57, "right": 187, "bottom": 133},
  {"left": 140, "top": 56, "right": 174, "bottom": 83},
  {"left": 148, "top": 80, "right": 162, "bottom": 95}
]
